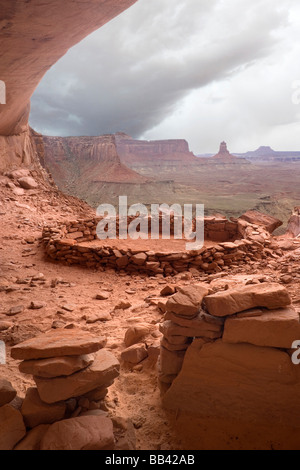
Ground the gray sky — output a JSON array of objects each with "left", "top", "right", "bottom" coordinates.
[{"left": 30, "top": 0, "right": 300, "bottom": 153}]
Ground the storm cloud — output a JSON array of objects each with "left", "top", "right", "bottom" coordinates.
[{"left": 29, "top": 0, "right": 300, "bottom": 153}]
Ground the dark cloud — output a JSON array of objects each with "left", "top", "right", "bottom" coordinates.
[{"left": 29, "top": 0, "right": 300, "bottom": 152}]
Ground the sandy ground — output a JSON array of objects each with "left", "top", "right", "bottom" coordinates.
[
  {"left": 79, "top": 237, "right": 218, "bottom": 251},
  {"left": 1, "top": 176, "right": 300, "bottom": 449}
]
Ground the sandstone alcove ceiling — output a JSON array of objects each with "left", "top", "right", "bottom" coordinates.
[{"left": 0, "top": 0, "right": 137, "bottom": 170}]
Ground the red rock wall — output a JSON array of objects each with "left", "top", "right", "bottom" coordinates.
[
  {"left": 36, "top": 135, "right": 149, "bottom": 187},
  {"left": 116, "top": 134, "right": 198, "bottom": 165}
]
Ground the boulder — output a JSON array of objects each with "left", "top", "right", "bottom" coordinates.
[
  {"left": 13, "top": 187, "right": 25, "bottom": 196},
  {"left": 121, "top": 344, "right": 148, "bottom": 365},
  {"left": 11, "top": 329, "right": 106, "bottom": 360},
  {"left": 34, "top": 350, "right": 119, "bottom": 403},
  {"left": 14, "top": 424, "right": 50, "bottom": 450},
  {"left": 0, "top": 405, "right": 26, "bottom": 450},
  {"left": 131, "top": 253, "right": 147, "bottom": 265},
  {"left": 114, "top": 300, "right": 132, "bottom": 310},
  {"left": 239, "top": 210, "right": 282, "bottom": 233},
  {"left": 7, "top": 169, "right": 30, "bottom": 180},
  {"left": 163, "top": 340, "right": 300, "bottom": 425},
  {"left": 40, "top": 416, "right": 115, "bottom": 450},
  {"left": 204, "top": 283, "right": 291, "bottom": 317},
  {"left": 124, "top": 325, "right": 151, "bottom": 347},
  {"left": 18, "top": 177, "right": 38, "bottom": 190},
  {"left": 223, "top": 307, "right": 300, "bottom": 348},
  {"left": 96, "top": 292, "right": 110, "bottom": 300},
  {"left": 21, "top": 388, "right": 66, "bottom": 428},
  {"left": 19, "top": 354, "right": 94, "bottom": 378},
  {"left": 166, "top": 285, "right": 209, "bottom": 317},
  {"left": 160, "top": 285, "right": 176, "bottom": 296},
  {"left": 0, "top": 379, "right": 17, "bottom": 407}
]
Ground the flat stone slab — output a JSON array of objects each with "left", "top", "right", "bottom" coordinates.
[
  {"left": 11, "top": 329, "right": 107, "bottom": 360},
  {"left": 160, "top": 320, "right": 222, "bottom": 340},
  {"left": 19, "top": 354, "right": 94, "bottom": 378},
  {"left": 0, "top": 405, "right": 26, "bottom": 450},
  {"left": 124, "top": 324, "right": 151, "bottom": 347},
  {"left": 40, "top": 415, "right": 114, "bottom": 450},
  {"left": 204, "top": 283, "right": 291, "bottom": 317},
  {"left": 223, "top": 307, "right": 300, "bottom": 348},
  {"left": 165, "top": 310, "right": 224, "bottom": 330},
  {"left": 166, "top": 285, "right": 209, "bottom": 317},
  {"left": 34, "top": 349, "right": 120, "bottom": 403}
]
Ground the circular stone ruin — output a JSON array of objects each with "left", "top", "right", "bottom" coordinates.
[{"left": 42, "top": 214, "right": 275, "bottom": 276}]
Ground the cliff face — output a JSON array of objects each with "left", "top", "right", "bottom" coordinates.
[
  {"left": 0, "top": 0, "right": 137, "bottom": 170},
  {"left": 116, "top": 133, "right": 198, "bottom": 165},
  {"left": 37, "top": 134, "right": 150, "bottom": 189}
]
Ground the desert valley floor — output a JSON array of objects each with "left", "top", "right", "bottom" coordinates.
[{"left": 1, "top": 176, "right": 300, "bottom": 450}]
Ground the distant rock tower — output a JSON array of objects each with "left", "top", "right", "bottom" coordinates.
[{"left": 213, "top": 141, "right": 235, "bottom": 159}]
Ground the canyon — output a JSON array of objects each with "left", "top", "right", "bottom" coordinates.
[
  {"left": 36, "top": 131, "right": 300, "bottom": 230},
  {"left": 1, "top": 0, "right": 300, "bottom": 452}
]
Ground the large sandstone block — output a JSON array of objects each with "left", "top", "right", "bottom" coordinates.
[
  {"left": 11, "top": 329, "right": 106, "bottom": 360},
  {"left": 21, "top": 388, "right": 66, "bottom": 428},
  {"left": 223, "top": 307, "right": 300, "bottom": 348},
  {"left": 166, "top": 285, "right": 209, "bottom": 317},
  {"left": 131, "top": 253, "right": 147, "bottom": 265},
  {"left": 164, "top": 310, "right": 223, "bottom": 337},
  {"left": 0, "top": 405, "right": 26, "bottom": 450},
  {"left": 18, "top": 176, "right": 38, "bottom": 190},
  {"left": 14, "top": 424, "right": 50, "bottom": 450},
  {"left": 239, "top": 210, "right": 282, "bottom": 233},
  {"left": 163, "top": 340, "right": 300, "bottom": 429},
  {"left": 204, "top": 283, "right": 291, "bottom": 317},
  {"left": 19, "top": 354, "right": 94, "bottom": 378},
  {"left": 40, "top": 416, "right": 115, "bottom": 450},
  {"left": 121, "top": 344, "right": 148, "bottom": 365},
  {"left": 159, "top": 347, "right": 186, "bottom": 376},
  {"left": 34, "top": 350, "right": 120, "bottom": 403},
  {"left": 159, "top": 320, "right": 221, "bottom": 340},
  {"left": 124, "top": 324, "right": 151, "bottom": 347}
]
